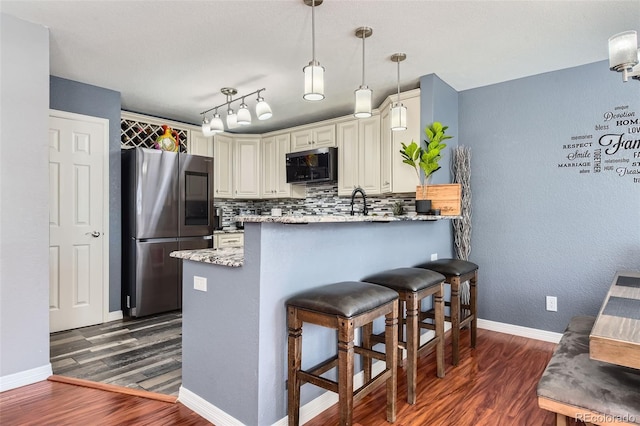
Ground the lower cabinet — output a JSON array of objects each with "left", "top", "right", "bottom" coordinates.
[{"left": 215, "top": 232, "right": 244, "bottom": 249}]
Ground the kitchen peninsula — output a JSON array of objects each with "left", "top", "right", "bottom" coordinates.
[{"left": 171, "top": 214, "right": 457, "bottom": 425}]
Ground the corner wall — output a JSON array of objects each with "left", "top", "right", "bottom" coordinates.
[
  {"left": 460, "top": 60, "right": 640, "bottom": 332},
  {"left": 0, "top": 13, "right": 51, "bottom": 385},
  {"left": 49, "top": 76, "right": 122, "bottom": 312}
]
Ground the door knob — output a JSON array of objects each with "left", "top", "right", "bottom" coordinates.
[{"left": 86, "top": 231, "right": 101, "bottom": 237}]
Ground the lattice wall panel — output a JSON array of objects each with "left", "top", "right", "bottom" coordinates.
[{"left": 121, "top": 118, "right": 188, "bottom": 153}]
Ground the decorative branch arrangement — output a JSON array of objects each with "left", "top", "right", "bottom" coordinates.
[{"left": 452, "top": 145, "right": 472, "bottom": 304}]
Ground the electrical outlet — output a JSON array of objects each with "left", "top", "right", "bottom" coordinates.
[
  {"left": 546, "top": 296, "right": 557, "bottom": 312},
  {"left": 194, "top": 276, "right": 207, "bottom": 292},
  {"left": 431, "top": 253, "right": 438, "bottom": 261}
]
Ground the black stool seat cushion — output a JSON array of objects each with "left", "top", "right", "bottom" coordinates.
[
  {"left": 415, "top": 259, "right": 478, "bottom": 277},
  {"left": 287, "top": 281, "right": 398, "bottom": 318},
  {"left": 362, "top": 268, "right": 445, "bottom": 292}
]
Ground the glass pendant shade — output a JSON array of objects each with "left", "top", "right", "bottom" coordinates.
[
  {"left": 354, "top": 86, "right": 372, "bottom": 118},
  {"left": 390, "top": 102, "right": 407, "bottom": 131},
  {"left": 256, "top": 97, "right": 272, "bottom": 120},
  {"left": 303, "top": 62, "right": 325, "bottom": 101},
  {"left": 237, "top": 103, "right": 252, "bottom": 126},
  {"left": 201, "top": 117, "right": 215, "bottom": 137},
  {"left": 609, "top": 30, "right": 639, "bottom": 71},
  {"left": 210, "top": 113, "right": 224, "bottom": 134},
  {"left": 227, "top": 110, "right": 238, "bottom": 129}
]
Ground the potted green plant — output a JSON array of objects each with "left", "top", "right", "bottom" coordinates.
[{"left": 399, "top": 121, "right": 452, "bottom": 214}]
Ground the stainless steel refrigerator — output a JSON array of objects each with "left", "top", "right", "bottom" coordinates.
[{"left": 122, "top": 147, "right": 214, "bottom": 317}]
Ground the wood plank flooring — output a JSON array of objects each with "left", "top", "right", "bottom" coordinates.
[
  {"left": 5, "top": 321, "right": 584, "bottom": 425},
  {"left": 0, "top": 378, "right": 211, "bottom": 425},
  {"left": 50, "top": 311, "right": 182, "bottom": 396},
  {"left": 304, "top": 328, "right": 585, "bottom": 426}
]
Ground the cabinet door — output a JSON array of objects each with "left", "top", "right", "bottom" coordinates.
[
  {"left": 234, "top": 137, "right": 261, "bottom": 198},
  {"left": 189, "top": 130, "right": 213, "bottom": 157},
  {"left": 291, "top": 129, "right": 312, "bottom": 151},
  {"left": 337, "top": 120, "right": 359, "bottom": 196},
  {"left": 313, "top": 124, "right": 336, "bottom": 148},
  {"left": 275, "top": 133, "right": 296, "bottom": 197},
  {"left": 213, "top": 134, "right": 233, "bottom": 198},
  {"left": 359, "top": 115, "right": 381, "bottom": 195},
  {"left": 261, "top": 136, "right": 277, "bottom": 198},
  {"left": 380, "top": 107, "right": 392, "bottom": 193}
]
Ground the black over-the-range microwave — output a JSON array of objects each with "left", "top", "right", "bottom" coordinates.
[{"left": 285, "top": 147, "right": 338, "bottom": 184}]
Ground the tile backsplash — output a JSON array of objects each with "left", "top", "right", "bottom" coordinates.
[{"left": 215, "top": 183, "right": 416, "bottom": 228}]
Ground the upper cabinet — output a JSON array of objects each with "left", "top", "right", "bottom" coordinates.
[
  {"left": 189, "top": 130, "right": 214, "bottom": 157},
  {"left": 380, "top": 89, "right": 421, "bottom": 194},
  {"left": 233, "top": 136, "right": 261, "bottom": 199},
  {"left": 337, "top": 115, "right": 381, "bottom": 196},
  {"left": 213, "top": 134, "right": 234, "bottom": 198},
  {"left": 262, "top": 133, "right": 305, "bottom": 199},
  {"left": 290, "top": 123, "right": 336, "bottom": 152}
]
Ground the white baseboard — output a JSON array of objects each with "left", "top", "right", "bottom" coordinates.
[
  {"left": 0, "top": 363, "right": 52, "bottom": 392},
  {"left": 178, "top": 386, "right": 245, "bottom": 426},
  {"left": 106, "top": 310, "right": 123, "bottom": 322},
  {"left": 477, "top": 318, "right": 562, "bottom": 343}
]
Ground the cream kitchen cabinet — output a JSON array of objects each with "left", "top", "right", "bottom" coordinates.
[
  {"left": 380, "top": 89, "right": 421, "bottom": 194},
  {"left": 233, "top": 136, "right": 261, "bottom": 199},
  {"left": 215, "top": 232, "right": 244, "bottom": 248},
  {"left": 213, "top": 134, "right": 234, "bottom": 198},
  {"left": 188, "top": 130, "right": 214, "bottom": 157},
  {"left": 337, "top": 115, "right": 381, "bottom": 196},
  {"left": 261, "top": 133, "right": 305, "bottom": 199},
  {"left": 290, "top": 123, "right": 336, "bottom": 152}
]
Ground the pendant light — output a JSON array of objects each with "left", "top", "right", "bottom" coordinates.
[
  {"left": 608, "top": 30, "right": 640, "bottom": 82},
  {"left": 354, "top": 27, "right": 373, "bottom": 118},
  {"left": 303, "top": 0, "right": 325, "bottom": 101},
  {"left": 390, "top": 53, "right": 407, "bottom": 131}
]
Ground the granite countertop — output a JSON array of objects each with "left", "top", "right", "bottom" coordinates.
[
  {"left": 234, "top": 214, "right": 460, "bottom": 224},
  {"left": 170, "top": 247, "right": 244, "bottom": 267},
  {"left": 213, "top": 229, "right": 244, "bottom": 234}
]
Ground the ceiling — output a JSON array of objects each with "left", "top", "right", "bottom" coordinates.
[{"left": 2, "top": 1, "right": 639, "bottom": 134}]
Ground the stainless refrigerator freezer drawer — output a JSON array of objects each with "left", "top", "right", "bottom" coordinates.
[{"left": 134, "top": 239, "right": 180, "bottom": 317}]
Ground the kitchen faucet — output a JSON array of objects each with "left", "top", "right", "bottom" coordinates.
[{"left": 350, "top": 187, "right": 369, "bottom": 216}]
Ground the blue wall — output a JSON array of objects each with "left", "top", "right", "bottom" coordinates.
[
  {"left": 50, "top": 76, "right": 122, "bottom": 312},
  {"left": 459, "top": 60, "right": 640, "bottom": 332}
]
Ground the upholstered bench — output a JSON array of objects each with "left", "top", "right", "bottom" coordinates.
[{"left": 537, "top": 316, "right": 640, "bottom": 425}]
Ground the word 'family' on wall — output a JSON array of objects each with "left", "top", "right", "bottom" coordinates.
[{"left": 558, "top": 104, "right": 640, "bottom": 183}]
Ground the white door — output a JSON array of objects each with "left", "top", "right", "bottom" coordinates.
[{"left": 49, "top": 111, "right": 108, "bottom": 333}]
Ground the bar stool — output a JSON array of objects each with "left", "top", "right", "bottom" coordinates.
[
  {"left": 286, "top": 281, "right": 399, "bottom": 426},
  {"left": 415, "top": 259, "right": 478, "bottom": 365},
  {"left": 361, "top": 268, "right": 446, "bottom": 405}
]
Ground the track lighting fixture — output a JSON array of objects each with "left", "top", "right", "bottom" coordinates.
[
  {"left": 609, "top": 30, "right": 640, "bottom": 82},
  {"left": 200, "top": 87, "right": 271, "bottom": 134}
]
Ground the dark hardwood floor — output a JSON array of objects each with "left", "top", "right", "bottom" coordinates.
[
  {"left": 49, "top": 311, "right": 182, "bottom": 396},
  {"left": 2, "top": 326, "right": 583, "bottom": 425}
]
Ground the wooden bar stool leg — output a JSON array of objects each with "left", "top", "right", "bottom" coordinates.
[
  {"left": 405, "top": 292, "right": 418, "bottom": 404},
  {"left": 385, "top": 301, "right": 398, "bottom": 423},
  {"left": 287, "top": 307, "right": 302, "bottom": 426},
  {"left": 397, "top": 300, "right": 405, "bottom": 367},
  {"left": 362, "top": 321, "right": 373, "bottom": 384},
  {"left": 434, "top": 283, "right": 445, "bottom": 378},
  {"left": 470, "top": 271, "right": 478, "bottom": 349},
  {"left": 338, "top": 318, "right": 355, "bottom": 426},
  {"left": 450, "top": 276, "right": 461, "bottom": 366}
]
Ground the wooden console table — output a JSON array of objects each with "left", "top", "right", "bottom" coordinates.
[{"left": 590, "top": 270, "right": 640, "bottom": 370}]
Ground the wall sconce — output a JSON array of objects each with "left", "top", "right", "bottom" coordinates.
[
  {"left": 354, "top": 26, "right": 373, "bottom": 118},
  {"left": 609, "top": 30, "right": 640, "bottom": 82},
  {"left": 390, "top": 53, "right": 407, "bottom": 131},
  {"left": 303, "top": 0, "right": 325, "bottom": 101},
  {"left": 200, "top": 87, "right": 272, "bottom": 136}
]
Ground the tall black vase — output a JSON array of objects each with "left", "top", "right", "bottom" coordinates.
[{"left": 415, "top": 199, "right": 431, "bottom": 215}]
